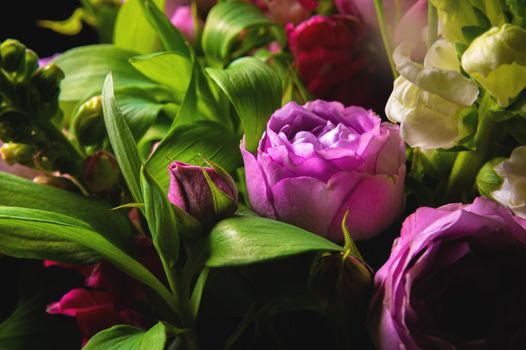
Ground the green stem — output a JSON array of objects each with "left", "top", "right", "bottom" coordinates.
[
  {"left": 35, "top": 119, "right": 84, "bottom": 176},
  {"left": 374, "top": 0, "right": 398, "bottom": 79},
  {"left": 444, "top": 94, "right": 500, "bottom": 202},
  {"left": 427, "top": 2, "right": 438, "bottom": 48}
]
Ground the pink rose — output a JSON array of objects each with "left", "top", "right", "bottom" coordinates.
[
  {"left": 241, "top": 100, "right": 406, "bottom": 241},
  {"left": 369, "top": 197, "right": 526, "bottom": 349}
]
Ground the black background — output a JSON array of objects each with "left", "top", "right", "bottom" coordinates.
[{"left": 0, "top": 0, "right": 97, "bottom": 57}]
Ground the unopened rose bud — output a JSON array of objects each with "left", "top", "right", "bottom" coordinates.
[
  {"left": 30, "top": 64, "right": 65, "bottom": 102},
  {"left": 310, "top": 252, "right": 372, "bottom": 315},
  {"left": 167, "top": 161, "right": 238, "bottom": 226},
  {"left": 0, "top": 39, "right": 26, "bottom": 72},
  {"left": 33, "top": 175, "right": 80, "bottom": 193},
  {"left": 83, "top": 150, "right": 120, "bottom": 193},
  {"left": 0, "top": 142, "right": 34, "bottom": 166},
  {"left": 73, "top": 96, "right": 105, "bottom": 146}
]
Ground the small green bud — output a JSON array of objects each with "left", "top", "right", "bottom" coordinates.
[
  {"left": 0, "top": 39, "right": 26, "bottom": 72},
  {"left": 83, "top": 150, "right": 120, "bottom": 193},
  {"left": 0, "top": 142, "right": 34, "bottom": 166},
  {"left": 73, "top": 96, "right": 105, "bottom": 145},
  {"left": 476, "top": 157, "right": 506, "bottom": 198},
  {"left": 30, "top": 64, "right": 65, "bottom": 102},
  {"left": 22, "top": 49, "right": 39, "bottom": 80}
]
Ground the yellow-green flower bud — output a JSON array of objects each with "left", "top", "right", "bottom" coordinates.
[
  {"left": 462, "top": 24, "right": 526, "bottom": 107},
  {"left": 0, "top": 39, "right": 26, "bottom": 72},
  {"left": 73, "top": 96, "right": 105, "bottom": 146},
  {"left": 0, "top": 142, "right": 34, "bottom": 166},
  {"left": 30, "top": 64, "right": 65, "bottom": 102},
  {"left": 476, "top": 157, "right": 506, "bottom": 199}
]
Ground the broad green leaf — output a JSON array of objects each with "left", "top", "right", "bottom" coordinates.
[
  {"left": 84, "top": 322, "right": 175, "bottom": 350},
  {"left": 142, "top": 0, "right": 190, "bottom": 56},
  {"left": 54, "top": 45, "right": 156, "bottom": 102},
  {"left": 0, "top": 206, "right": 176, "bottom": 312},
  {"left": 203, "top": 216, "right": 343, "bottom": 267},
  {"left": 202, "top": 2, "right": 276, "bottom": 66},
  {"left": 207, "top": 57, "right": 282, "bottom": 152},
  {"left": 115, "top": 86, "right": 173, "bottom": 140},
  {"left": 0, "top": 172, "right": 133, "bottom": 252},
  {"left": 114, "top": 0, "right": 164, "bottom": 54},
  {"left": 141, "top": 167, "right": 180, "bottom": 293},
  {"left": 102, "top": 72, "right": 144, "bottom": 204},
  {"left": 145, "top": 121, "right": 242, "bottom": 192},
  {"left": 130, "top": 52, "right": 192, "bottom": 99}
]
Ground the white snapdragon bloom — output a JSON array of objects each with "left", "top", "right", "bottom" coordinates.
[
  {"left": 491, "top": 146, "right": 526, "bottom": 219},
  {"left": 462, "top": 24, "right": 526, "bottom": 108},
  {"left": 386, "top": 40, "right": 479, "bottom": 149}
]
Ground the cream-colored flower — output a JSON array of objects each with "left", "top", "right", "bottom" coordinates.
[{"left": 386, "top": 40, "right": 479, "bottom": 149}]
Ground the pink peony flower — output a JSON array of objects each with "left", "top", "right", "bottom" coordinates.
[
  {"left": 369, "top": 197, "right": 526, "bottom": 349},
  {"left": 241, "top": 100, "right": 406, "bottom": 241}
]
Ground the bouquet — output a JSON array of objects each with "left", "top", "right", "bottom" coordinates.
[{"left": 1, "top": 0, "right": 526, "bottom": 349}]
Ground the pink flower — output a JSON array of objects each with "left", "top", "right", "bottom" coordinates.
[
  {"left": 168, "top": 161, "right": 238, "bottom": 225},
  {"left": 46, "top": 237, "right": 162, "bottom": 344},
  {"left": 255, "top": 0, "right": 318, "bottom": 26},
  {"left": 369, "top": 197, "right": 526, "bottom": 349},
  {"left": 241, "top": 100, "right": 406, "bottom": 241}
]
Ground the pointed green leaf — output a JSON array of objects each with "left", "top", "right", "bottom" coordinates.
[
  {"left": 202, "top": 2, "right": 277, "bottom": 66},
  {"left": 0, "top": 172, "right": 133, "bottom": 252},
  {"left": 83, "top": 322, "right": 178, "bottom": 350},
  {"left": 102, "top": 72, "right": 144, "bottom": 203},
  {"left": 114, "top": 0, "right": 165, "bottom": 54},
  {"left": 130, "top": 52, "right": 192, "bottom": 99},
  {"left": 207, "top": 57, "right": 282, "bottom": 152},
  {"left": 202, "top": 216, "right": 343, "bottom": 267},
  {"left": 142, "top": 0, "right": 190, "bottom": 56},
  {"left": 54, "top": 45, "right": 156, "bottom": 102}
]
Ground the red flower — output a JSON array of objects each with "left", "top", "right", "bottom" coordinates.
[
  {"left": 46, "top": 236, "right": 162, "bottom": 345},
  {"left": 287, "top": 15, "right": 391, "bottom": 110}
]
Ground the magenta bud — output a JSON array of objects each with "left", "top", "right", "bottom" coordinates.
[
  {"left": 167, "top": 161, "right": 238, "bottom": 225},
  {"left": 83, "top": 150, "right": 120, "bottom": 193}
]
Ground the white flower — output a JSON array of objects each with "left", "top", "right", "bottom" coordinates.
[
  {"left": 386, "top": 39, "right": 479, "bottom": 149},
  {"left": 492, "top": 145, "right": 526, "bottom": 219}
]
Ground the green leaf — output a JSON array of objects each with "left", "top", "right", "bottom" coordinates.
[
  {"left": 142, "top": 0, "right": 190, "bottom": 56},
  {"left": 190, "top": 267, "right": 209, "bottom": 319},
  {"left": 207, "top": 57, "right": 282, "bottom": 152},
  {"left": 115, "top": 86, "right": 172, "bottom": 140},
  {"left": 141, "top": 167, "right": 180, "bottom": 294},
  {"left": 202, "top": 2, "right": 276, "bottom": 66},
  {"left": 0, "top": 205, "right": 177, "bottom": 312},
  {"left": 54, "top": 45, "right": 156, "bottom": 102},
  {"left": 0, "top": 172, "right": 133, "bottom": 252},
  {"left": 84, "top": 322, "right": 177, "bottom": 350},
  {"left": 145, "top": 120, "right": 242, "bottom": 192},
  {"left": 130, "top": 52, "right": 192, "bottom": 99},
  {"left": 114, "top": 0, "right": 165, "bottom": 54},
  {"left": 202, "top": 216, "right": 343, "bottom": 267},
  {"left": 102, "top": 72, "right": 144, "bottom": 204}
]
